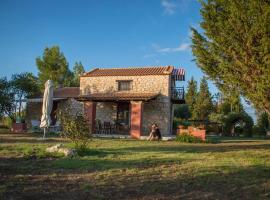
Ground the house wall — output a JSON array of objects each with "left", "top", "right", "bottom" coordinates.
[
  {"left": 57, "top": 98, "right": 84, "bottom": 117},
  {"left": 96, "top": 102, "right": 117, "bottom": 123},
  {"left": 80, "top": 75, "right": 172, "bottom": 135},
  {"left": 26, "top": 98, "right": 84, "bottom": 128}
]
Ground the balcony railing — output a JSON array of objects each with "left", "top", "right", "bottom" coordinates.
[{"left": 171, "top": 87, "right": 185, "bottom": 102}]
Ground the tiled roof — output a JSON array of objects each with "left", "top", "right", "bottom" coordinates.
[
  {"left": 53, "top": 87, "right": 80, "bottom": 98},
  {"left": 78, "top": 92, "right": 159, "bottom": 101},
  {"left": 82, "top": 66, "right": 175, "bottom": 77}
]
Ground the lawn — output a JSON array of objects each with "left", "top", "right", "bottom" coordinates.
[{"left": 0, "top": 132, "right": 270, "bottom": 200}]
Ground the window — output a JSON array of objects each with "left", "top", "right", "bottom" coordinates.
[{"left": 117, "top": 80, "right": 132, "bottom": 91}]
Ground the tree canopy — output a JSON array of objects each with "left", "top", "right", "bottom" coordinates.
[
  {"left": 10, "top": 72, "right": 40, "bottom": 117},
  {"left": 193, "top": 77, "right": 213, "bottom": 121},
  {"left": 0, "top": 77, "right": 14, "bottom": 119},
  {"left": 191, "top": 0, "right": 270, "bottom": 116},
  {"left": 185, "top": 77, "right": 198, "bottom": 118},
  {"left": 36, "top": 46, "right": 72, "bottom": 88},
  {"left": 72, "top": 62, "right": 85, "bottom": 87}
]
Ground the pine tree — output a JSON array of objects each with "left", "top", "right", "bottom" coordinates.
[
  {"left": 191, "top": 0, "right": 270, "bottom": 117},
  {"left": 193, "top": 77, "right": 213, "bottom": 121},
  {"left": 72, "top": 62, "right": 85, "bottom": 87},
  {"left": 36, "top": 46, "right": 72, "bottom": 88},
  {"left": 185, "top": 77, "right": 198, "bottom": 119}
]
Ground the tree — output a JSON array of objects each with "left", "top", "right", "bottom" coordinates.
[
  {"left": 257, "top": 111, "right": 269, "bottom": 133},
  {"left": 10, "top": 72, "right": 40, "bottom": 118},
  {"left": 72, "top": 62, "right": 85, "bottom": 86},
  {"left": 224, "top": 112, "right": 254, "bottom": 137},
  {"left": 185, "top": 77, "right": 198, "bottom": 118},
  {"left": 193, "top": 77, "right": 213, "bottom": 120},
  {"left": 191, "top": 0, "right": 270, "bottom": 117},
  {"left": 0, "top": 77, "right": 14, "bottom": 119},
  {"left": 36, "top": 46, "right": 72, "bottom": 88},
  {"left": 174, "top": 104, "right": 191, "bottom": 120}
]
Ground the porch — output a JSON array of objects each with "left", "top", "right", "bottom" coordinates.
[{"left": 77, "top": 92, "right": 167, "bottom": 139}]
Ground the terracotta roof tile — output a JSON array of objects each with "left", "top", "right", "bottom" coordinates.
[
  {"left": 78, "top": 92, "right": 159, "bottom": 101},
  {"left": 82, "top": 66, "right": 175, "bottom": 77},
  {"left": 53, "top": 87, "right": 80, "bottom": 98}
]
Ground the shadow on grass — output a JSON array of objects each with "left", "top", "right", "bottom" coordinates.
[
  {"left": 1, "top": 165, "right": 270, "bottom": 200},
  {"left": 0, "top": 155, "right": 188, "bottom": 175},
  {"left": 115, "top": 143, "right": 270, "bottom": 154},
  {"left": 0, "top": 137, "right": 67, "bottom": 144}
]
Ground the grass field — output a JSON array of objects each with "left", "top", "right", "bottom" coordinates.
[{"left": 0, "top": 132, "right": 270, "bottom": 200}]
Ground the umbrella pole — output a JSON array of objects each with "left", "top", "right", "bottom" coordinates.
[{"left": 43, "top": 127, "right": 46, "bottom": 139}]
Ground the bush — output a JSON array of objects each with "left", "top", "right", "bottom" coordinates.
[
  {"left": 223, "top": 112, "right": 254, "bottom": 137},
  {"left": 2, "top": 117, "right": 13, "bottom": 129},
  {"left": 176, "top": 132, "right": 203, "bottom": 143},
  {"left": 252, "top": 125, "right": 266, "bottom": 136},
  {"left": 58, "top": 109, "right": 91, "bottom": 154}
]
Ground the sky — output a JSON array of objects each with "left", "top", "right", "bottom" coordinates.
[{"left": 0, "top": 0, "right": 256, "bottom": 119}]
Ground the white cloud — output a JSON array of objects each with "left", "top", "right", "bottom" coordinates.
[
  {"left": 161, "top": 0, "right": 195, "bottom": 15},
  {"left": 161, "top": 0, "right": 177, "bottom": 15},
  {"left": 153, "top": 43, "right": 190, "bottom": 53}
]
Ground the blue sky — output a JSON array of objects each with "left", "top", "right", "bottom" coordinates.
[
  {"left": 0, "top": 0, "right": 256, "bottom": 119},
  {"left": 0, "top": 0, "right": 206, "bottom": 86}
]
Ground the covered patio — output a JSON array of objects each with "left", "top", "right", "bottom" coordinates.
[{"left": 77, "top": 92, "right": 160, "bottom": 139}]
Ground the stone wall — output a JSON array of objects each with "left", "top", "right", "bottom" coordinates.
[
  {"left": 80, "top": 75, "right": 172, "bottom": 135},
  {"left": 57, "top": 98, "right": 84, "bottom": 117},
  {"left": 80, "top": 75, "right": 170, "bottom": 97},
  {"left": 26, "top": 98, "right": 84, "bottom": 128},
  {"left": 142, "top": 99, "right": 171, "bottom": 135},
  {"left": 96, "top": 102, "right": 117, "bottom": 123}
]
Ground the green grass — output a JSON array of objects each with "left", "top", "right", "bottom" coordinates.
[{"left": 0, "top": 133, "right": 270, "bottom": 199}]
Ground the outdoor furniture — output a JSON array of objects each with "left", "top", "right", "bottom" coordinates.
[
  {"left": 95, "top": 120, "right": 103, "bottom": 134},
  {"left": 30, "top": 120, "right": 42, "bottom": 133},
  {"left": 103, "top": 121, "right": 112, "bottom": 134},
  {"left": 49, "top": 121, "right": 61, "bottom": 133}
]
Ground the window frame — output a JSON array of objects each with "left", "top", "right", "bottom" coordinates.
[{"left": 117, "top": 80, "right": 132, "bottom": 91}]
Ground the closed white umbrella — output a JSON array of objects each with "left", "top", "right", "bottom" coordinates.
[{"left": 40, "top": 80, "right": 54, "bottom": 138}]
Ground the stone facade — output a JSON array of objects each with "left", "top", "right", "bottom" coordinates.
[
  {"left": 80, "top": 75, "right": 173, "bottom": 135},
  {"left": 26, "top": 98, "right": 83, "bottom": 128},
  {"left": 96, "top": 102, "right": 117, "bottom": 123},
  {"left": 57, "top": 98, "right": 84, "bottom": 117}
]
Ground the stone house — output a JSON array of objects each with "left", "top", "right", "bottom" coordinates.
[
  {"left": 26, "top": 66, "right": 185, "bottom": 138},
  {"left": 78, "top": 66, "right": 185, "bottom": 138}
]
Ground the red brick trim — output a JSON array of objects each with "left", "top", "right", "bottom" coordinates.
[
  {"left": 84, "top": 101, "right": 96, "bottom": 134},
  {"left": 130, "top": 101, "right": 143, "bottom": 139}
]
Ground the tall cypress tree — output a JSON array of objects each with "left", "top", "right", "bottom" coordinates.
[
  {"left": 193, "top": 77, "right": 213, "bottom": 121},
  {"left": 185, "top": 77, "right": 198, "bottom": 119},
  {"left": 191, "top": 0, "right": 270, "bottom": 117}
]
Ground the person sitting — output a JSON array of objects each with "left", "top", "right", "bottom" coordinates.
[
  {"left": 154, "top": 123, "right": 162, "bottom": 141},
  {"left": 147, "top": 123, "right": 162, "bottom": 141}
]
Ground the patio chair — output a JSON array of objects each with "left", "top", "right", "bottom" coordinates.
[
  {"left": 30, "top": 120, "right": 42, "bottom": 133},
  {"left": 50, "top": 120, "right": 61, "bottom": 133},
  {"left": 103, "top": 121, "right": 112, "bottom": 134},
  {"left": 95, "top": 120, "right": 103, "bottom": 134}
]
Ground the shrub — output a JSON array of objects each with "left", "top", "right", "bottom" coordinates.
[
  {"left": 252, "top": 125, "right": 266, "bottom": 136},
  {"left": 176, "top": 132, "right": 203, "bottom": 143},
  {"left": 2, "top": 117, "right": 13, "bottom": 128},
  {"left": 223, "top": 112, "right": 254, "bottom": 137},
  {"left": 58, "top": 108, "right": 91, "bottom": 154}
]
